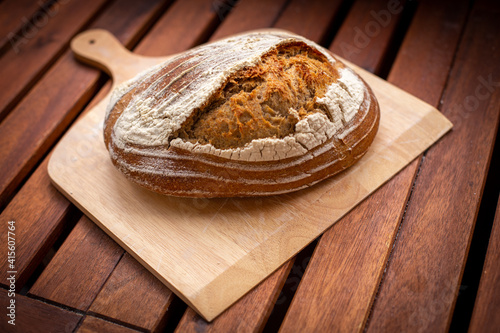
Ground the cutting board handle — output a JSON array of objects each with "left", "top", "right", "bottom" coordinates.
[
  {"left": 71, "top": 29, "right": 132, "bottom": 77},
  {"left": 71, "top": 29, "right": 171, "bottom": 84}
]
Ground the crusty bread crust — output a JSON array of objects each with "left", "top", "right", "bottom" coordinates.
[{"left": 104, "top": 30, "right": 380, "bottom": 197}]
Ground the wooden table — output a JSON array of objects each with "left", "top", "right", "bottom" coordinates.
[{"left": 1, "top": 0, "right": 499, "bottom": 332}]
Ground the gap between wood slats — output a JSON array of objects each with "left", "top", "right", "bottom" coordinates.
[
  {"left": 82, "top": 312, "right": 151, "bottom": 333},
  {"left": 268, "top": 0, "right": 292, "bottom": 30},
  {"left": 268, "top": 0, "right": 420, "bottom": 330},
  {"left": 23, "top": 0, "right": 242, "bottom": 295},
  {"left": 23, "top": 0, "right": 241, "bottom": 330},
  {"left": 0, "top": 0, "right": 173, "bottom": 209},
  {"left": 24, "top": 291, "right": 169, "bottom": 333},
  {"left": 18, "top": 206, "right": 82, "bottom": 294},
  {"left": 0, "top": 0, "right": 179, "bottom": 319},
  {"left": 435, "top": 0, "right": 475, "bottom": 114},
  {"left": 0, "top": 0, "right": 114, "bottom": 123},
  {"left": 75, "top": 315, "right": 146, "bottom": 333},
  {"left": 262, "top": 240, "right": 318, "bottom": 333},
  {"left": 186, "top": 1, "right": 236, "bottom": 48},
  {"left": 11, "top": 2, "right": 408, "bottom": 330},
  {"left": 363, "top": 0, "right": 473, "bottom": 328},
  {"left": 157, "top": 297, "right": 188, "bottom": 333},
  {"left": 107, "top": 0, "right": 177, "bottom": 58},
  {"left": 449, "top": 116, "right": 500, "bottom": 332},
  {"left": 26, "top": 292, "right": 153, "bottom": 333},
  {"left": 0, "top": 288, "right": 83, "bottom": 332},
  {"left": 366, "top": 3, "right": 499, "bottom": 331},
  {"left": 316, "top": 0, "right": 355, "bottom": 49},
  {"left": 0, "top": 70, "right": 106, "bottom": 215},
  {"left": 376, "top": 0, "right": 418, "bottom": 79},
  {"left": 258, "top": 1, "right": 360, "bottom": 330},
  {"left": 1, "top": 0, "right": 414, "bottom": 330},
  {"left": 87, "top": 295, "right": 186, "bottom": 333}
]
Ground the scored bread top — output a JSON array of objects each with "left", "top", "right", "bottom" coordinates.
[{"left": 106, "top": 30, "right": 369, "bottom": 162}]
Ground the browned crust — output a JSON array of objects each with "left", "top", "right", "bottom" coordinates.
[{"left": 104, "top": 46, "right": 380, "bottom": 197}]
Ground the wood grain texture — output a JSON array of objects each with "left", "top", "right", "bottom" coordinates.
[
  {"left": 0, "top": 158, "right": 74, "bottom": 290},
  {"left": 28, "top": 215, "right": 123, "bottom": 311},
  {"left": 280, "top": 0, "right": 469, "bottom": 331},
  {"left": 0, "top": 288, "right": 82, "bottom": 333},
  {"left": 78, "top": 0, "right": 235, "bottom": 327},
  {"left": 0, "top": 0, "right": 167, "bottom": 289},
  {"left": 34, "top": 1, "right": 229, "bottom": 329},
  {"left": 174, "top": 0, "right": 345, "bottom": 329},
  {"left": 329, "top": 0, "right": 407, "bottom": 73},
  {"left": 89, "top": 253, "right": 176, "bottom": 332},
  {"left": 279, "top": 164, "right": 417, "bottom": 333},
  {"left": 0, "top": 0, "right": 168, "bottom": 210},
  {"left": 133, "top": 0, "right": 228, "bottom": 57},
  {"left": 48, "top": 27, "right": 451, "bottom": 321},
  {"left": 273, "top": 0, "right": 345, "bottom": 43},
  {"left": 387, "top": 0, "right": 469, "bottom": 102},
  {"left": 175, "top": 261, "right": 293, "bottom": 332},
  {"left": 77, "top": 316, "right": 141, "bottom": 333},
  {"left": 367, "top": 0, "right": 500, "bottom": 331},
  {"left": 4, "top": 0, "right": 230, "bottom": 327},
  {"left": 209, "top": 0, "right": 288, "bottom": 42},
  {"left": 0, "top": 0, "right": 50, "bottom": 53},
  {"left": 468, "top": 196, "right": 500, "bottom": 332},
  {"left": 0, "top": 82, "right": 113, "bottom": 292},
  {"left": 0, "top": 0, "right": 109, "bottom": 121},
  {"left": 0, "top": 1, "right": 494, "bottom": 331}
]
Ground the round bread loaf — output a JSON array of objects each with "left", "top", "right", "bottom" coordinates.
[{"left": 104, "top": 30, "right": 380, "bottom": 197}]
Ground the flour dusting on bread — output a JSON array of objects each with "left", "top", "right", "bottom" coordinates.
[
  {"left": 107, "top": 31, "right": 369, "bottom": 161},
  {"left": 103, "top": 30, "right": 380, "bottom": 197},
  {"left": 109, "top": 31, "right": 336, "bottom": 148}
]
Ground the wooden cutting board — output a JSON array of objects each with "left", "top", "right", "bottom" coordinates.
[{"left": 49, "top": 29, "right": 453, "bottom": 321}]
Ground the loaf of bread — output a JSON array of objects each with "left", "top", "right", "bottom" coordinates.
[{"left": 104, "top": 30, "right": 380, "bottom": 197}]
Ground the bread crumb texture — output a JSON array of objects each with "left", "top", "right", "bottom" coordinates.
[
  {"left": 108, "top": 31, "right": 367, "bottom": 162},
  {"left": 176, "top": 45, "right": 337, "bottom": 149}
]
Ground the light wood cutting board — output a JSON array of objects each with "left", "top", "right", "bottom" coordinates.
[{"left": 48, "top": 29, "right": 453, "bottom": 321}]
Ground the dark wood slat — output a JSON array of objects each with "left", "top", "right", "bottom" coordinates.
[
  {"left": 367, "top": 0, "right": 500, "bottom": 331},
  {"left": 169, "top": 0, "right": 301, "bottom": 330},
  {"left": 0, "top": 158, "right": 74, "bottom": 289},
  {"left": 0, "top": 0, "right": 169, "bottom": 288},
  {"left": 273, "top": 0, "right": 345, "bottom": 43},
  {"left": 0, "top": 0, "right": 109, "bottom": 121},
  {"left": 279, "top": 0, "right": 469, "bottom": 331},
  {"left": 0, "top": 0, "right": 50, "bottom": 53},
  {"left": 28, "top": 216, "right": 123, "bottom": 310},
  {"left": 329, "top": 0, "right": 406, "bottom": 73},
  {"left": 174, "top": 0, "right": 352, "bottom": 331},
  {"left": 209, "top": 0, "right": 288, "bottom": 41},
  {"left": 89, "top": 253, "right": 176, "bottom": 332},
  {"left": 0, "top": 0, "right": 169, "bottom": 210},
  {"left": 133, "top": 0, "right": 227, "bottom": 57},
  {"left": 468, "top": 197, "right": 500, "bottom": 332},
  {"left": 76, "top": 0, "right": 236, "bottom": 329},
  {"left": 0, "top": 288, "right": 82, "bottom": 332},
  {"left": 386, "top": 0, "right": 467, "bottom": 102},
  {"left": 175, "top": 262, "right": 293, "bottom": 332},
  {"left": 279, "top": 168, "right": 417, "bottom": 332},
  {"left": 0, "top": 55, "right": 97, "bottom": 210},
  {"left": 77, "top": 316, "right": 141, "bottom": 333},
  {"left": 6, "top": 0, "right": 222, "bottom": 328}
]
